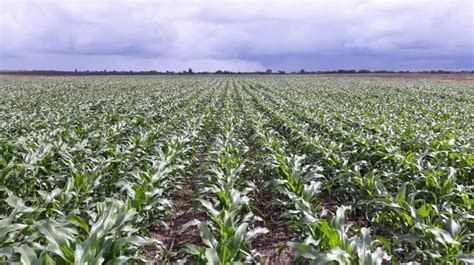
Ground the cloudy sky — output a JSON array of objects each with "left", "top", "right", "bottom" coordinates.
[{"left": 1, "top": 0, "right": 473, "bottom": 71}]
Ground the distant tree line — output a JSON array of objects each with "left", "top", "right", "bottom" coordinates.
[{"left": 1, "top": 69, "right": 473, "bottom": 76}]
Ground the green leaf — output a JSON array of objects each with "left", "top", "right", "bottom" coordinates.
[
  {"left": 356, "top": 227, "right": 371, "bottom": 265},
  {"left": 113, "top": 236, "right": 151, "bottom": 249},
  {"left": 0, "top": 224, "right": 27, "bottom": 238},
  {"left": 427, "top": 227, "right": 458, "bottom": 245},
  {"left": 456, "top": 254, "right": 474, "bottom": 263},
  {"left": 180, "top": 219, "right": 201, "bottom": 233},
  {"left": 14, "top": 245, "right": 37, "bottom": 265},
  {"left": 67, "top": 214, "right": 89, "bottom": 234},
  {"left": 228, "top": 222, "right": 248, "bottom": 258},
  {"left": 287, "top": 242, "right": 318, "bottom": 259},
  {"left": 40, "top": 252, "right": 56, "bottom": 265},
  {"left": 417, "top": 204, "right": 430, "bottom": 218},
  {"left": 59, "top": 244, "right": 74, "bottom": 263},
  {"left": 198, "top": 223, "right": 217, "bottom": 248},
  {"left": 205, "top": 248, "right": 220, "bottom": 265},
  {"left": 374, "top": 235, "right": 392, "bottom": 255},
  {"left": 447, "top": 218, "right": 460, "bottom": 237},
  {"left": 199, "top": 199, "right": 220, "bottom": 218},
  {"left": 6, "top": 194, "right": 23, "bottom": 208},
  {"left": 244, "top": 227, "right": 269, "bottom": 242},
  {"left": 184, "top": 244, "right": 204, "bottom": 255},
  {"left": 396, "top": 182, "right": 408, "bottom": 205}
]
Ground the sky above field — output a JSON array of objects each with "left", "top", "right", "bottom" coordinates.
[{"left": 1, "top": 0, "right": 473, "bottom": 72}]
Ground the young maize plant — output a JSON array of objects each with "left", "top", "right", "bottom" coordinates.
[
  {"left": 288, "top": 206, "right": 390, "bottom": 265},
  {"left": 1, "top": 194, "right": 151, "bottom": 264}
]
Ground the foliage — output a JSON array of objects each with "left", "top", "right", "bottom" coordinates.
[{"left": 1, "top": 76, "right": 472, "bottom": 264}]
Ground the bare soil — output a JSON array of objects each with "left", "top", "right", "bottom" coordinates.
[{"left": 148, "top": 154, "right": 208, "bottom": 263}]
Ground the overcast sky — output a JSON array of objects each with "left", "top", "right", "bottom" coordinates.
[{"left": 1, "top": 0, "right": 473, "bottom": 71}]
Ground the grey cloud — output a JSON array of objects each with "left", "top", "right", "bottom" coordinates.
[{"left": 0, "top": 0, "right": 472, "bottom": 71}]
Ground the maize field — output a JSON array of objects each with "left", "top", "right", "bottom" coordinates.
[{"left": 0, "top": 75, "right": 473, "bottom": 264}]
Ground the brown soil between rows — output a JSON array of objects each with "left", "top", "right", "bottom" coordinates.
[
  {"left": 148, "top": 154, "right": 209, "bottom": 263},
  {"left": 149, "top": 182, "right": 207, "bottom": 263}
]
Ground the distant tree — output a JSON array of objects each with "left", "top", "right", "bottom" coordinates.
[
  {"left": 278, "top": 70, "right": 285, "bottom": 74},
  {"left": 188, "top": 68, "right": 194, "bottom": 74},
  {"left": 338, "top": 70, "right": 356, "bottom": 73},
  {"left": 265, "top": 69, "right": 272, "bottom": 74},
  {"left": 299, "top": 69, "right": 305, "bottom": 74}
]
